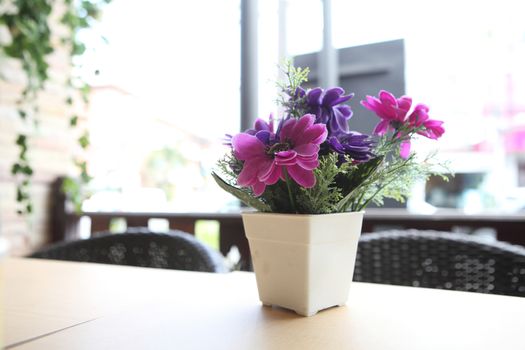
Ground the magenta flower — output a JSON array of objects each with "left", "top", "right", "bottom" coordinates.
[
  {"left": 361, "top": 90, "right": 412, "bottom": 135},
  {"left": 232, "top": 114, "right": 327, "bottom": 195},
  {"left": 407, "top": 104, "right": 445, "bottom": 140},
  {"left": 361, "top": 90, "right": 445, "bottom": 159}
]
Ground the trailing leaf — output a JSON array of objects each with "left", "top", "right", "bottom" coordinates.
[{"left": 211, "top": 172, "right": 271, "bottom": 212}]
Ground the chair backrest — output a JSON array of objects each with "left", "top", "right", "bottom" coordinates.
[
  {"left": 30, "top": 227, "right": 228, "bottom": 273},
  {"left": 353, "top": 230, "right": 525, "bottom": 297}
]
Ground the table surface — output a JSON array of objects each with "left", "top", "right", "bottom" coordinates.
[{"left": 2, "top": 258, "right": 525, "bottom": 350}]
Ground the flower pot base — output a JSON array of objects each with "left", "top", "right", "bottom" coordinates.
[{"left": 262, "top": 301, "right": 347, "bottom": 317}]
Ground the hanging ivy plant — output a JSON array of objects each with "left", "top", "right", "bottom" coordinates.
[{"left": 0, "top": 0, "right": 110, "bottom": 215}]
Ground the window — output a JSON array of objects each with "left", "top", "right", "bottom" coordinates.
[
  {"left": 84, "top": 0, "right": 525, "bottom": 214},
  {"left": 82, "top": 0, "right": 241, "bottom": 212}
]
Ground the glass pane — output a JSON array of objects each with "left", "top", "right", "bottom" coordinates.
[
  {"left": 324, "top": 0, "right": 525, "bottom": 212},
  {"left": 82, "top": 0, "right": 241, "bottom": 212}
]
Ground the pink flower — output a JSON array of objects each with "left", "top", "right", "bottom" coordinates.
[
  {"left": 361, "top": 90, "right": 445, "bottom": 159},
  {"left": 232, "top": 114, "right": 327, "bottom": 196},
  {"left": 407, "top": 104, "right": 445, "bottom": 140},
  {"left": 361, "top": 90, "right": 412, "bottom": 135}
]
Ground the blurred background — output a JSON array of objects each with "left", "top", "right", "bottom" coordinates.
[{"left": 1, "top": 0, "right": 525, "bottom": 254}]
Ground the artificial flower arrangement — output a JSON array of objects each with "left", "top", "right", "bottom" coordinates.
[{"left": 213, "top": 63, "right": 446, "bottom": 214}]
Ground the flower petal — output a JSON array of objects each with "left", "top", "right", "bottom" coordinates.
[
  {"left": 298, "top": 124, "right": 328, "bottom": 146},
  {"left": 294, "top": 87, "right": 306, "bottom": 99},
  {"left": 330, "top": 108, "right": 350, "bottom": 134},
  {"left": 408, "top": 103, "right": 430, "bottom": 127},
  {"left": 421, "top": 119, "right": 445, "bottom": 139},
  {"left": 254, "top": 118, "right": 271, "bottom": 132},
  {"left": 397, "top": 96, "right": 412, "bottom": 114},
  {"left": 275, "top": 150, "right": 297, "bottom": 166},
  {"left": 237, "top": 161, "right": 259, "bottom": 186},
  {"left": 373, "top": 119, "right": 391, "bottom": 135},
  {"left": 332, "top": 93, "right": 354, "bottom": 106},
  {"left": 399, "top": 140, "right": 411, "bottom": 159},
  {"left": 296, "top": 156, "right": 319, "bottom": 170},
  {"left": 255, "top": 130, "right": 271, "bottom": 144},
  {"left": 294, "top": 143, "right": 319, "bottom": 157},
  {"left": 251, "top": 181, "right": 266, "bottom": 196},
  {"left": 279, "top": 118, "right": 296, "bottom": 141},
  {"left": 379, "top": 90, "right": 397, "bottom": 107},
  {"left": 307, "top": 88, "right": 323, "bottom": 105},
  {"left": 257, "top": 159, "right": 276, "bottom": 182},
  {"left": 291, "top": 114, "right": 315, "bottom": 137},
  {"left": 262, "top": 164, "right": 282, "bottom": 185},
  {"left": 361, "top": 95, "right": 396, "bottom": 120},
  {"left": 322, "top": 87, "right": 345, "bottom": 106},
  {"left": 232, "top": 133, "right": 266, "bottom": 160},
  {"left": 335, "top": 105, "right": 352, "bottom": 120},
  {"left": 287, "top": 164, "right": 316, "bottom": 188}
]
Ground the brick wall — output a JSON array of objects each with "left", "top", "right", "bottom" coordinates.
[{"left": 0, "top": 5, "right": 79, "bottom": 255}]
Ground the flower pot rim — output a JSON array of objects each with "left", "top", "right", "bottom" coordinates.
[{"left": 241, "top": 211, "right": 365, "bottom": 218}]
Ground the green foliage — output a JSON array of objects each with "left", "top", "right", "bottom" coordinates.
[
  {"left": 1, "top": 0, "right": 53, "bottom": 89},
  {"left": 1, "top": 0, "right": 110, "bottom": 216},
  {"left": 333, "top": 156, "right": 383, "bottom": 212},
  {"left": 276, "top": 60, "right": 310, "bottom": 118},
  {"left": 11, "top": 133, "right": 33, "bottom": 214},
  {"left": 61, "top": 176, "right": 83, "bottom": 213},
  {"left": 78, "top": 131, "right": 90, "bottom": 149},
  {"left": 69, "top": 115, "right": 78, "bottom": 126},
  {"left": 293, "top": 154, "right": 344, "bottom": 214},
  {"left": 60, "top": 0, "right": 110, "bottom": 213},
  {"left": 214, "top": 150, "right": 446, "bottom": 214},
  {"left": 1, "top": 0, "right": 54, "bottom": 215}
]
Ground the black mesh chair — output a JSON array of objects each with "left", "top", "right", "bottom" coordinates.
[
  {"left": 30, "top": 227, "right": 228, "bottom": 273},
  {"left": 353, "top": 229, "right": 525, "bottom": 297}
]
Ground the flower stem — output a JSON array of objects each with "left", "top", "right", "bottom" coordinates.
[{"left": 283, "top": 169, "right": 298, "bottom": 213}]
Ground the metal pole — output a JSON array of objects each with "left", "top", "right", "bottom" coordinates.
[
  {"left": 278, "top": 0, "right": 288, "bottom": 68},
  {"left": 318, "top": 0, "right": 338, "bottom": 87},
  {"left": 240, "top": 0, "right": 258, "bottom": 131},
  {"left": 276, "top": 0, "right": 288, "bottom": 117}
]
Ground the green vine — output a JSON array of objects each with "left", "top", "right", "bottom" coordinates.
[
  {"left": 1, "top": 0, "right": 53, "bottom": 214},
  {"left": 0, "top": 0, "right": 110, "bottom": 215}
]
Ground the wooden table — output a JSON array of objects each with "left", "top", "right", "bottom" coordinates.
[{"left": 2, "top": 258, "right": 525, "bottom": 349}]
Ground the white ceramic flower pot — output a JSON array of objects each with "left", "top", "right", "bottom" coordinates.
[{"left": 242, "top": 211, "right": 364, "bottom": 316}]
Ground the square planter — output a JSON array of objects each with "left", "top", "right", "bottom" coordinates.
[{"left": 242, "top": 211, "right": 364, "bottom": 316}]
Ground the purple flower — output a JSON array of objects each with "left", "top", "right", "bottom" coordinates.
[
  {"left": 232, "top": 114, "right": 327, "bottom": 195},
  {"left": 327, "top": 132, "right": 375, "bottom": 164},
  {"left": 294, "top": 87, "right": 354, "bottom": 136},
  {"left": 223, "top": 134, "right": 233, "bottom": 147},
  {"left": 245, "top": 115, "right": 275, "bottom": 135}
]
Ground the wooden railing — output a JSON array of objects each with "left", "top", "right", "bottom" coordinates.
[{"left": 51, "top": 179, "right": 525, "bottom": 270}]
